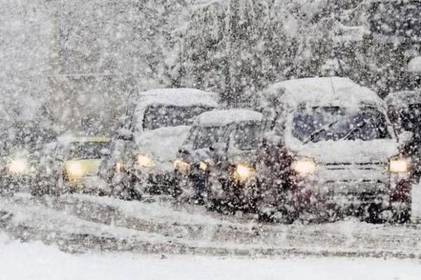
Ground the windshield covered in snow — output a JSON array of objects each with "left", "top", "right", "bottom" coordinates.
[
  {"left": 143, "top": 105, "right": 213, "bottom": 131},
  {"left": 369, "top": 1, "right": 421, "bottom": 38},
  {"left": 292, "top": 106, "right": 391, "bottom": 143},
  {"left": 230, "top": 121, "right": 263, "bottom": 151},
  {"left": 65, "top": 142, "right": 109, "bottom": 160}
]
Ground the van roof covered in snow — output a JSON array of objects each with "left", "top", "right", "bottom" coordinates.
[
  {"left": 137, "top": 88, "right": 219, "bottom": 108},
  {"left": 385, "top": 90, "right": 421, "bottom": 107},
  {"left": 264, "top": 77, "right": 382, "bottom": 109},
  {"left": 196, "top": 109, "right": 263, "bottom": 127}
]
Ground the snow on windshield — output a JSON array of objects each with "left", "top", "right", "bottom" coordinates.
[{"left": 292, "top": 106, "right": 391, "bottom": 143}]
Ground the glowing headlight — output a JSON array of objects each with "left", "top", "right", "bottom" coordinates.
[
  {"left": 174, "top": 159, "right": 191, "bottom": 175},
  {"left": 233, "top": 164, "right": 255, "bottom": 183},
  {"left": 8, "top": 159, "right": 29, "bottom": 175},
  {"left": 199, "top": 161, "right": 208, "bottom": 171},
  {"left": 137, "top": 155, "right": 155, "bottom": 168},
  {"left": 115, "top": 161, "right": 124, "bottom": 173},
  {"left": 292, "top": 158, "right": 317, "bottom": 176},
  {"left": 65, "top": 161, "right": 85, "bottom": 179},
  {"left": 389, "top": 158, "right": 410, "bottom": 173}
]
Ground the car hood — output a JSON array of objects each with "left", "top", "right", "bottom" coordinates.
[
  {"left": 136, "top": 126, "right": 191, "bottom": 167},
  {"left": 286, "top": 138, "right": 399, "bottom": 164}
]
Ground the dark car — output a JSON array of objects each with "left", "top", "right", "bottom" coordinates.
[
  {"left": 254, "top": 77, "right": 414, "bottom": 223},
  {"left": 174, "top": 109, "right": 265, "bottom": 212}
]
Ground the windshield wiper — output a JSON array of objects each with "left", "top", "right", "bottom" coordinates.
[
  {"left": 339, "top": 121, "right": 367, "bottom": 141},
  {"left": 303, "top": 120, "right": 339, "bottom": 144}
]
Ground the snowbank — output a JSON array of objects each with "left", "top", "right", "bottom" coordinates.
[{"left": 1, "top": 233, "right": 421, "bottom": 280}]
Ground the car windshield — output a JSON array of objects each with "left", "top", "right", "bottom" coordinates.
[
  {"left": 230, "top": 121, "right": 262, "bottom": 151},
  {"left": 369, "top": 1, "right": 421, "bottom": 38},
  {"left": 143, "top": 105, "right": 212, "bottom": 130},
  {"left": 66, "top": 142, "right": 110, "bottom": 160},
  {"left": 292, "top": 106, "right": 391, "bottom": 143},
  {"left": 191, "top": 126, "right": 228, "bottom": 150}
]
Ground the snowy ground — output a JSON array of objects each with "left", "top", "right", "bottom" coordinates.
[
  {"left": 2, "top": 191, "right": 421, "bottom": 279},
  {"left": 1, "top": 233, "right": 421, "bottom": 280}
]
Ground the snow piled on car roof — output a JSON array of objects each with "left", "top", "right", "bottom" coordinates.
[
  {"left": 137, "top": 88, "right": 219, "bottom": 108},
  {"left": 385, "top": 90, "right": 421, "bottom": 107},
  {"left": 196, "top": 109, "right": 263, "bottom": 127},
  {"left": 264, "top": 77, "right": 382, "bottom": 108}
]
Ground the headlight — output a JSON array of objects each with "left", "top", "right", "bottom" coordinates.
[
  {"left": 65, "top": 161, "right": 85, "bottom": 179},
  {"left": 232, "top": 163, "right": 255, "bottom": 183},
  {"left": 292, "top": 158, "right": 317, "bottom": 176},
  {"left": 115, "top": 161, "right": 124, "bottom": 173},
  {"left": 174, "top": 159, "right": 191, "bottom": 175},
  {"left": 389, "top": 158, "right": 410, "bottom": 174},
  {"left": 199, "top": 161, "right": 208, "bottom": 171},
  {"left": 8, "top": 158, "right": 29, "bottom": 175},
  {"left": 137, "top": 155, "right": 155, "bottom": 168}
]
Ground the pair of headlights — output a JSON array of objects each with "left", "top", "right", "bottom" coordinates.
[
  {"left": 291, "top": 157, "right": 411, "bottom": 176},
  {"left": 174, "top": 159, "right": 256, "bottom": 183}
]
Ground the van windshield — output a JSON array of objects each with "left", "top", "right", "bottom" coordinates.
[
  {"left": 143, "top": 105, "right": 212, "bottom": 131},
  {"left": 292, "top": 106, "right": 391, "bottom": 143}
]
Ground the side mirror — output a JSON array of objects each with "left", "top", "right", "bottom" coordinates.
[
  {"left": 398, "top": 131, "right": 414, "bottom": 144},
  {"left": 116, "top": 128, "right": 134, "bottom": 141}
]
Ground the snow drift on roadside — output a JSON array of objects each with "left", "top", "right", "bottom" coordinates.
[{"left": 1, "top": 233, "right": 421, "bottom": 280}]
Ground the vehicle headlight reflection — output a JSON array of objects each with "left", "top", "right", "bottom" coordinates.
[
  {"left": 8, "top": 158, "right": 29, "bottom": 175},
  {"left": 65, "top": 161, "right": 85, "bottom": 179},
  {"left": 292, "top": 158, "right": 317, "bottom": 176},
  {"left": 137, "top": 155, "right": 155, "bottom": 168},
  {"left": 389, "top": 158, "right": 410, "bottom": 174},
  {"left": 174, "top": 159, "right": 191, "bottom": 175},
  {"left": 232, "top": 163, "right": 255, "bottom": 183}
]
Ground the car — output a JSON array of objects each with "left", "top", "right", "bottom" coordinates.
[
  {"left": 254, "top": 77, "right": 414, "bottom": 223},
  {"left": 174, "top": 109, "right": 265, "bottom": 211},
  {"left": 31, "top": 135, "right": 111, "bottom": 196},
  {"left": 386, "top": 90, "right": 421, "bottom": 181},
  {"left": 99, "top": 88, "right": 219, "bottom": 199},
  {"left": 0, "top": 121, "right": 57, "bottom": 195}
]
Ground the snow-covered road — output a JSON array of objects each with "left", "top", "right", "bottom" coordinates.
[
  {"left": 1, "top": 233, "right": 421, "bottom": 280},
  {"left": 2, "top": 193, "right": 421, "bottom": 259}
]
